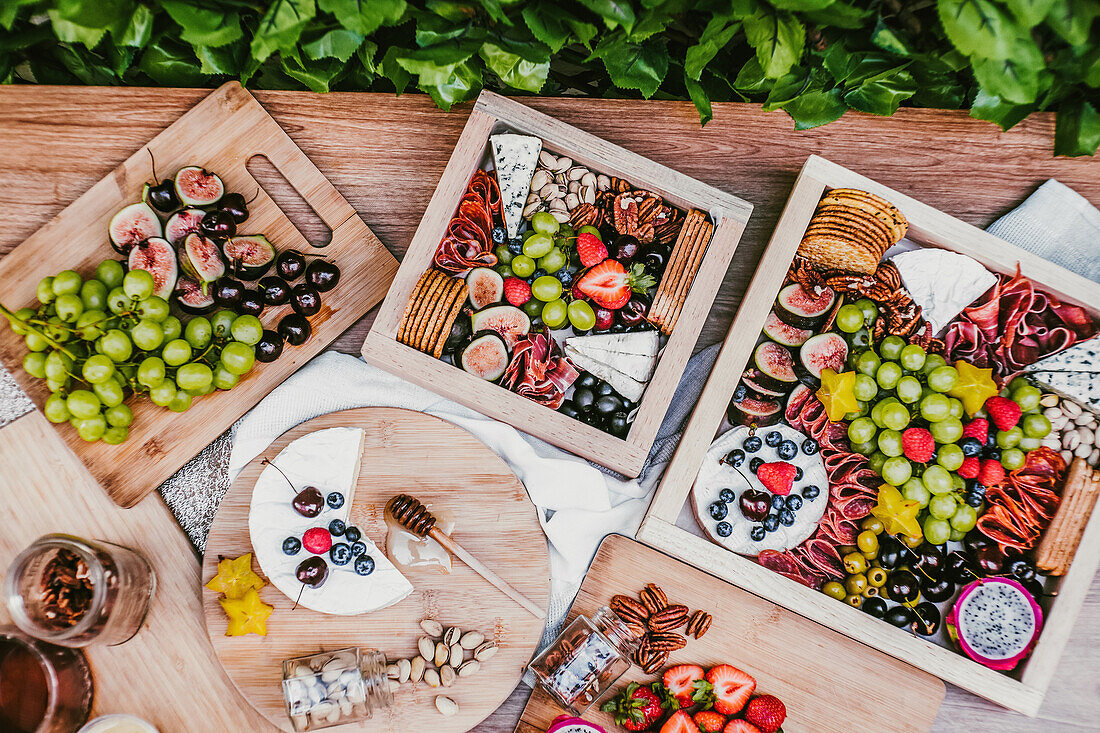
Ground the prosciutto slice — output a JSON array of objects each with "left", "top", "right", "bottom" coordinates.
[
  {"left": 433, "top": 169, "right": 501, "bottom": 274},
  {"left": 500, "top": 329, "right": 579, "bottom": 409},
  {"left": 944, "top": 268, "right": 1096, "bottom": 376}
]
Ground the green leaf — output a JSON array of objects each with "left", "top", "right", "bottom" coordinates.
[
  {"left": 1045, "top": 0, "right": 1100, "bottom": 46},
  {"left": 0, "top": 0, "right": 39, "bottom": 31},
  {"left": 970, "top": 88, "right": 1033, "bottom": 129},
  {"left": 803, "top": 0, "right": 871, "bottom": 28},
  {"left": 195, "top": 43, "right": 242, "bottom": 75},
  {"left": 822, "top": 41, "right": 857, "bottom": 82},
  {"left": 734, "top": 56, "right": 769, "bottom": 92},
  {"left": 762, "top": 67, "right": 810, "bottom": 110},
  {"left": 936, "top": 0, "right": 1018, "bottom": 60},
  {"left": 843, "top": 68, "right": 917, "bottom": 115},
  {"left": 629, "top": 6, "right": 676, "bottom": 41},
  {"left": 577, "top": 0, "right": 637, "bottom": 32},
  {"left": 479, "top": 41, "right": 549, "bottom": 91},
  {"left": 871, "top": 19, "right": 911, "bottom": 56},
  {"left": 784, "top": 87, "right": 847, "bottom": 128},
  {"left": 282, "top": 54, "right": 344, "bottom": 91},
  {"left": 139, "top": 40, "right": 206, "bottom": 85},
  {"left": 591, "top": 32, "right": 669, "bottom": 98},
  {"left": 1055, "top": 100, "right": 1100, "bottom": 156},
  {"left": 768, "top": 0, "right": 836, "bottom": 8},
  {"left": 474, "top": 0, "right": 512, "bottom": 25},
  {"left": 252, "top": 0, "right": 317, "bottom": 64},
  {"left": 380, "top": 45, "right": 412, "bottom": 92},
  {"left": 522, "top": 1, "right": 597, "bottom": 52},
  {"left": 320, "top": 0, "right": 406, "bottom": 36},
  {"left": 160, "top": 1, "right": 242, "bottom": 48},
  {"left": 683, "top": 73, "right": 712, "bottom": 125},
  {"left": 969, "top": 33, "right": 1044, "bottom": 103},
  {"left": 303, "top": 28, "right": 363, "bottom": 61},
  {"left": 685, "top": 15, "right": 742, "bottom": 81},
  {"left": 117, "top": 4, "right": 153, "bottom": 48},
  {"left": 54, "top": 44, "right": 119, "bottom": 84},
  {"left": 47, "top": 11, "right": 107, "bottom": 49},
  {"left": 1004, "top": 0, "right": 1056, "bottom": 26},
  {"left": 55, "top": 0, "right": 133, "bottom": 35},
  {"left": 395, "top": 43, "right": 483, "bottom": 108},
  {"left": 744, "top": 9, "right": 804, "bottom": 79}
]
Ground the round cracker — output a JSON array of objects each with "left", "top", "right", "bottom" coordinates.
[
  {"left": 798, "top": 234, "right": 878, "bottom": 275},
  {"left": 811, "top": 208, "right": 894, "bottom": 247},
  {"left": 818, "top": 195, "right": 907, "bottom": 242},
  {"left": 804, "top": 223, "right": 886, "bottom": 259},
  {"left": 430, "top": 283, "right": 469, "bottom": 358},
  {"left": 398, "top": 270, "right": 435, "bottom": 345}
]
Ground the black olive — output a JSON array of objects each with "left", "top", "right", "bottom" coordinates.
[
  {"left": 278, "top": 314, "right": 311, "bottom": 346},
  {"left": 259, "top": 276, "right": 291, "bottom": 306},
  {"left": 276, "top": 250, "right": 306, "bottom": 281},
  {"left": 862, "top": 597, "right": 888, "bottom": 619},
  {"left": 576, "top": 372, "right": 598, "bottom": 390},
  {"left": 573, "top": 388, "right": 596, "bottom": 410},
  {"left": 558, "top": 401, "right": 582, "bottom": 420},
  {"left": 306, "top": 259, "right": 341, "bottom": 292},
  {"left": 255, "top": 330, "right": 284, "bottom": 363},
  {"left": 291, "top": 284, "right": 321, "bottom": 316},
  {"left": 595, "top": 395, "right": 623, "bottom": 415},
  {"left": 238, "top": 291, "right": 264, "bottom": 317},
  {"left": 883, "top": 606, "right": 915, "bottom": 628},
  {"left": 596, "top": 381, "right": 615, "bottom": 396},
  {"left": 608, "top": 411, "right": 630, "bottom": 437}
]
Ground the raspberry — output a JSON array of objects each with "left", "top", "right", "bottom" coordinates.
[
  {"left": 962, "top": 418, "right": 989, "bottom": 444},
  {"left": 958, "top": 457, "right": 980, "bottom": 479},
  {"left": 576, "top": 232, "right": 608, "bottom": 267},
  {"left": 985, "top": 396, "right": 1022, "bottom": 431},
  {"left": 302, "top": 527, "right": 332, "bottom": 555},
  {"left": 502, "top": 276, "right": 531, "bottom": 306},
  {"left": 901, "top": 427, "right": 935, "bottom": 463},
  {"left": 978, "top": 458, "right": 1006, "bottom": 486}
]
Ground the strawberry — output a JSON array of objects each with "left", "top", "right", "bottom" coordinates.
[
  {"left": 705, "top": 665, "right": 756, "bottom": 716},
  {"left": 571, "top": 279, "right": 587, "bottom": 301},
  {"left": 962, "top": 417, "right": 990, "bottom": 444},
  {"left": 576, "top": 260, "right": 655, "bottom": 310},
  {"left": 958, "top": 456, "right": 980, "bottom": 479},
  {"left": 756, "top": 462, "right": 795, "bottom": 496},
  {"left": 744, "top": 695, "right": 786, "bottom": 733},
  {"left": 985, "top": 396, "right": 1022, "bottom": 431},
  {"left": 660, "top": 710, "right": 701, "bottom": 733},
  {"left": 502, "top": 276, "right": 531, "bottom": 306},
  {"left": 576, "top": 232, "right": 608, "bottom": 267},
  {"left": 693, "top": 711, "right": 727, "bottom": 733},
  {"left": 601, "top": 682, "right": 665, "bottom": 731},
  {"left": 722, "top": 721, "right": 762, "bottom": 733},
  {"left": 901, "top": 427, "right": 935, "bottom": 463},
  {"left": 302, "top": 527, "right": 331, "bottom": 554},
  {"left": 663, "top": 665, "right": 710, "bottom": 709},
  {"left": 979, "top": 458, "right": 1006, "bottom": 486}
]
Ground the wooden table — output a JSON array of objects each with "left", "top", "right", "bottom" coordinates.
[{"left": 1, "top": 87, "right": 1099, "bottom": 733}]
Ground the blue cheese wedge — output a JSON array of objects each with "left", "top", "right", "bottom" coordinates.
[
  {"left": 491, "top": 133, "right": 542, "bottom": 239},
  {"left": 890, "top": 249, "right": 997, "bottom": 335},
  {"left": 1025, "top": 337, "right": 1100, "bottom": 410},
  {"left": 248, "top": 427, "right": 413, "bottom": 616},
  {"left": 564, "top": 345, "right": 646, "bottom": 402}
]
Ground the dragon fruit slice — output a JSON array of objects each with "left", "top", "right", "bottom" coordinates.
[
  {"left": 546, "top": 716, "right": 606, "bottom": 733},
  {"left": 946, "top": 577, "right": 1043, "bottom": 671}
]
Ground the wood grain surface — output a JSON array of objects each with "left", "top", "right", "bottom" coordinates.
[
  {"left": 0, "top": 82, "right": 398, "bottom": 508},
  {"left": 1, "top": 88, "right": 1099, "bottom": 732},
  {"left": 516, "top": 534, "right": 945, "bottom": 733},
  {"left": 203, "top": 407, "right": 550, "bottom": 732}
]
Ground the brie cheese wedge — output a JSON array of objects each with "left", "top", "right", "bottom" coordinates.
[
  {"left": 567, "top": 341, "right": 657, "bottom": 382},
  {"left": 248, "top": 427, "right": 413, "bottom": 616},
  {"left": 890, "top": 249, "right": 997, "bottom": 334},
  {"left": 567, "top": 330, "right": 660, "bottom": 357},
  {"left": 565, "top": 345, "right": 646, "bottom": 402},
  {"left": 491, "top": 133, "right": 542, "bottom": 239}
]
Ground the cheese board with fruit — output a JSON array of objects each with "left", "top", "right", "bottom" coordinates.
[
  {"left": 363, "top": 91, "right": 752, "bottom": 477},
  {"left": 639, "top": 155, "right": 1100, "bottom": 715}
]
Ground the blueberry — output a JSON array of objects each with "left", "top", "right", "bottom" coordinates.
[
  {"left": 765, "top": 431, "right": 783, "bottom": 447},
  {"left": 733, "top": 383, "right": 747, "bottom": 402},
  {"left": 282, "top": 537, "right": 302, "bottom": 555},
  {"left": 350, "top": 541, "right": 367, "bottom": 556},
  {"left": 793, "top": 466, "right": 804, "bottom": 481},
  {"left": 716, "top": 521, "right": 733, "bottom": 538},
  {"left": 354, "top": 555, "right": 375, "bottom": 576},
  {"left": 718, "top": 488, "right": 736, "bottom": 503},
  {"left": 960, "top": 437, "right": 983, "bottom": 457},
  {"left": 750, "top": 526, "right": 766, "bottom": 541},
  {"left": 802, "top": 484, "right": 820, "bottom": 500},
  {"left": 749, "top": 457, "right": 764, "bottom": 473},
  {"left": 709, "top": 501, "right": 728, "bottom": 520},
  {"left": 985, "top": 447, "right": 1001, "bottom": 461},
  {"left": 328, "top": 519, "right": 346, "bottom": 536},
  {"left": 532, "top": 268, "right": 547, "bottom": 280},
  {"left": 491, "top": 226, "right": 506, "bottom": 244},
  {"left": 326, "top": 491, "right": 345, "bottom": 509},
  {"left": 507, "top": 238, "right": 524, "bottom": 255},
  {"left": 972, "top": 482, "right": 987, "bottom": 496},
  {"left": 801, "top": 438, "right": 819, "bottom": 455},
  {"left": 329, "top": 542, "right": 352, "bottom": 565},
  {"left": 344, "top": 526, "right": 361, "bottom": 543},
  {"left": 558, "top": 269, "right": 573, "bottom": 286},
  {"left": 786, "top": 495, "right": 803, "bottom": 511},
  {"left": 763, "top": 515, "right": 780, "bottom": 532},
  {"left": 722, "top": 449, "right": 745, "bottom": 468},
  {"left": 777, "top": 440, "right": 798, "bottom": 460},
  {"left": 964, "top": 492, "right": 984, "bottom": 507},
  {"left": 743, "top": 436, "right": 762, "bottom": 453},
  {"left": 771, "top": 494, "right": 785, "bottom": 510},
  {"left": 778, "top": 509, "right": 796, "bottom": 527}
]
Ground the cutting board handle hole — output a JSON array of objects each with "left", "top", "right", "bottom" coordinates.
[{"left": 246, "top": 154, "right": 332, "bottom": 248}]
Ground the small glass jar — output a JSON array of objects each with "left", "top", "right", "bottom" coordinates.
[
  {"left": 281, "top": 648, "right": 391, "bottom": 731},
  {"left": 4, "top": 534, "right": 155, "bottom": 648},
  {"left": 529, "top": 606, "right": 638, "bottom": 714},
  {"left": 77, "top": 715, "right": 159, "bottom": 733},
  {"left": 0, "top": 627, "right": 93, "bottom": 733}
]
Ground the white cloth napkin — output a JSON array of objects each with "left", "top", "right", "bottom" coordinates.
[{"left": 227, "top": 346, "right": 718, "bottom": 638}]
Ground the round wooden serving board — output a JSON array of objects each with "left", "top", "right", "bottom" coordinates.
[{"left": 202, "top": 407, "right": 551, "bottom": 732}]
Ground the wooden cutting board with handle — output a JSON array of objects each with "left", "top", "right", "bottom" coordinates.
[
  {"left": 0, "top": 81, "right": 398, "bottom": 508},
  {"left": 516, "top": 534, "right": 945, "bottom": 733}
]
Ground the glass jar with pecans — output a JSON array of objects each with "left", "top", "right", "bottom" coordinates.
[
  {"left": 3, "top": 534, "right": 155, "bottom": 647},
  {"left": 529, "top": 606, "right": 639, "bottom": 714}
]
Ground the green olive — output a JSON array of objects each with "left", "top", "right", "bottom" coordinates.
[
  {"left": 846, "top": 573, "right": 868, "bottom": 595},
  {"left": 867, "top": 567, "right": 888, "bottom": 587},
  {"left": 845, "top": 594, "right": 863, "bottom": 608},
  {"left": 860, "top": 516, "right": 885, "bottom": 534},
  {"left": 822, "top": 581, "right": 847, "bottom": 601},
  {"left": 842, "top": 552, "right": 868, "bottom": 575},
  {"left": 856, "top": 530, "right": 880, "bottom": 555}
]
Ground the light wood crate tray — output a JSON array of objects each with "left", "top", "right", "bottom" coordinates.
[
  {"left": 361, "top": 91, "right": 752, "bottom": 477},
  {"left": 637, "top": 155, "right": 1100, "bottom": 715}
]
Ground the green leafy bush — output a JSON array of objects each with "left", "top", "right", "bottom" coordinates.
[{"left": 1, "top": 1, "right": 1097, "bottom": 155}]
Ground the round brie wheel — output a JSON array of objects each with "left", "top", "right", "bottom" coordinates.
[{"left": 692, "top": 424, "right": 828, "bottom": 557}]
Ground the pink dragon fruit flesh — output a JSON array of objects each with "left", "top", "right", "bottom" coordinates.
[
  {"left": 546, "top": 715, "right": 607, "bottom": 733},
  {"left": 946, "top": 577, "right": 1043, "bottom": 671}
]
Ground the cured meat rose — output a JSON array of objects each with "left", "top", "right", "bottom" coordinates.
[
  {"left": 434, "top": 169, "right": 502, "bottom": 274},
  {"left": 501, "top": 329, "right": 579, "bottom": 409}
]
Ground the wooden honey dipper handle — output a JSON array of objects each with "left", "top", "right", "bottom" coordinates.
[{"left": 388, "top": 495, "right": 546, "bottom": 619}]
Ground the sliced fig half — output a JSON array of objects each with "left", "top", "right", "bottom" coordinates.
[
  {"left": 775, "top": 283, "right": 836, "bottom": 329},
  {"left": 174, "top": 276, "right": 215, "bottom": 315},
  {"left": 165, "top": 208, "right": 206, "bottom": 244},
  {"left": 752, "top": 341, "right": 798, "bottom": 392},
  {"left": 460, "top": 331, "right": 509, "bottom": 381},
  {"left": 179, "top": 232, "right": 226, "bottom": 291},
  {"left": 762, "top": 310, "right": 812, "bottom": 347},
  {"left": 109, "top": 202, "right": 162, "bottom": 254},
  {"left": 800, "top": 332, "right": 849, "bottom": 379},
  {"left": 126, "top": 236, "right": 177, "bottom": 299},
  {"left": 466, "top": 267, "right": 504, "bottom": 310},
  {"left": 741, "top": 368, "right": 786, "bottom": 398},
  {"left": 727, "top": 395, "right": 782, "bottom": 427},
  {"left": 470, "top": 304, "right": 530, "bottom": 350},
  {"left": 223, "top": 235, "right": 276, "bottom": 280},
  {"left": 174, "top": 166, "right": 224, "bottom": 207}
]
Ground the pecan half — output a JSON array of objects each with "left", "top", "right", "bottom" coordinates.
[
  {"left": 646, "top": 631, "right": 687, "bottom": 652},
  {"left": 624, "top": 620, "right": 647, "bottom": 640},
  {"left": 639, "top": 583, "right": 668, "bottom": 615},
  {"left": 611, "top": 594, "right": 649, "bottom": 625},
  {"left": 634, "top": 646, "right": 669, "bottom": 675},
  {"left": 686, "top": 610, "right": 713, "bottom": 639},
  {"left": 569, "top": 202, "right": 602, "bottom": 229},
  {"left": 609, "top": 176, "right": 632, "bottom": 194},
  {"left": 647, "top": 604, "right": 689, "bottom": 633}
]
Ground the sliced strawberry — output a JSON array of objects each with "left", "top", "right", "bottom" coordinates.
[
  {"left": 693, "top": 710, "right": 727, "bottom": 733},
  {"left": 660, "top": 710, "right": 701, "bottom": 733},
  {"left": 576, "top": 259, "right": 655, "bottom": 310},
  {"left": 722, "top": 721, "right": 762, "bottom": 733},
  {"left": 663, "top": 664, "right": 708, "bottom": 709},
  {"left": 756, "top": 462, "right": 795, "bottom": 496},
  {"left": 706, "top": 665, "right": 756, "bottom": 716}
]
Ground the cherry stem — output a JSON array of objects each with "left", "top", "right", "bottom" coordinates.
[
  {"left": 0, "top": 303, "right": 77, "bottom": 359},
  {"left": 292, "top": 583, "right": 304, "bottom": 612},
  {"left": 260, "top": 458, "right": 296, "bottom": 494}
]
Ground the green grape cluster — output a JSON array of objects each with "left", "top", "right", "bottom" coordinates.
[{"left": 1, "top": 260, "right": 260, "bottom": 444}]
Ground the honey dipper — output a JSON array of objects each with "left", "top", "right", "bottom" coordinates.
[{"left": 386, "top": 494, "right": 545, "bottom": 618}]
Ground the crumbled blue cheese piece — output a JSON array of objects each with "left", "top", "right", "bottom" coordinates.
[{"left": 491, "top": 133, "right": 542, "bottom": 239}]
